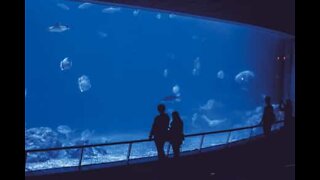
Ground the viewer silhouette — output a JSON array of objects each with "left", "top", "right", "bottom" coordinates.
[
  {"left": 280, "top": 99, "right": 293, "bottom": 129},
  {"left": 168, "top": 111, "right": 184, "bottom": 158},
  {"left": 279, "top": 100, "right": 285, "bottom": 120},
  {"left": 261, "top": 96, "right": 276, "bottom": 136},
  {"left": 149, "top": 104, "right": 170, "bottom": 160}
]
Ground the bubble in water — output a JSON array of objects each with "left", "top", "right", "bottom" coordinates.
[
  {"left": 78, "top": 75, "right": 91, "bottom": 92},
  {"left": 172, "top": 85, "right": 180, "bottom": 95},
  {"left": 163, "top": 69, "right": 168, "bottom": 78},
  {"left": 133, "top": 10, "right": 140, "bottom": 16},
  {"left": 156, "top": 13, "right": 161, "bottom": 19},
  {"left": 234, "top": 70, "right": 255, "bottom": 84},
  {"left": 60, "top": 57, "right": 72, "bottom": 71},
  {"left": 217, "top": 70, "right": 224, "bottom": 79}
]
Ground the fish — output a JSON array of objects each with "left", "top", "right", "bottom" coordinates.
[
  {"left": 78, "top": 3, "right": 92, "bottom": 9},
  {"left": 201, "top": 115, "right": 226, "bottom": 127},
  {"left": 48, "top": 23, "right": 70, "bottom": 32},
  {"left": 161, "top": 95, "right": 181, "bottom": 103},
  {"left": 60, "top": 57, "right": 72, "bottom": 71},
  {"left": 102, "top": 7, "right": 121, "bottom": 13},
  {"left": 57, "top": 3, "right": 70, "bottom": 10},
  {"left": 234, "top": 70, "right": 255, "bottom": 84}
]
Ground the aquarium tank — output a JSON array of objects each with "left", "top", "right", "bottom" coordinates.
[{"left": 25, "top": 0, "right": 295, "bottom": 170}]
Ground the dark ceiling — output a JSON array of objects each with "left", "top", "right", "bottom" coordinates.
[{"left": 86, "top": 0, "right": 295, "bottom": 36}]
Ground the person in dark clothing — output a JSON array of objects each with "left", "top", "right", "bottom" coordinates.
[
  {"left": 261, "top": 96, "right": 276, "bottom": 136},
  {"left": 280, "top": 99, "right": 293, "bottom": 129},
  {"left": 168, "top": 111, "right": 184, "bottom": 158},
  {"left": 279, "top": 100, "right": 286, "bottom": 120},
  {"left": 149, "top": 104, "right": 170, "bottom": 160}
]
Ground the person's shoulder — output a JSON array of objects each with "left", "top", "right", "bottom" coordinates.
[{"left": 158, "top": 113, "right": 169, "bottom": 121}]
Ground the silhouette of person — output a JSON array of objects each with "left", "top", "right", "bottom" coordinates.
[
  {"left": 279, "top": 100, "right": 285, "bottom": 120},
  {"left": 261, "top": 96, "right": 276, "bottom": 136},
  {"left": 168, "top": 111, "right": 184, "bottom": 158},
  {"left": 280, "top": 99, "right": 293, "bottom": 129},
  {"left": 149, "top": 104, "right": 170, "bottom": 160}
]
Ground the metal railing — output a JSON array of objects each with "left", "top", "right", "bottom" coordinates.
[{"left": 25, "top": 121, "right": 284, "bottom": 171}]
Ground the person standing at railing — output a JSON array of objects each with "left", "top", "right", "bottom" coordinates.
[
  {"left": 168, "top": 111, "right": 184, "bottom": 158},
  {"left": 149, "top": 104, "right": 170, "bottom": 160},
  {"left": 261, "top": 96, "right": 276, "bottom": 136},
  {"left": 279, "top": 99, "right": 293, "bottom": 130}
]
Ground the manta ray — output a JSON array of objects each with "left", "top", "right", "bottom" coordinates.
[{"left": 48, "top": 23, "right": 70, "bottom": 32}]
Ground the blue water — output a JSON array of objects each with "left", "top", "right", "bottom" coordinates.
[{"left": 25, "top": 0, "right": 294, "bottom": 149}]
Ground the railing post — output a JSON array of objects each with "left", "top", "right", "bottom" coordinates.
[
  {"left": 246, "top": 128, "right": 254, "bottom": 144},
  {"left": 249, "top": 128, "right": 254, "bottom": 138},
  {"left": 226, "top": 131, "right": 232, "bottom": 146},
  {"left": 127, "top": 143, "right": 132, "bottom": 165},
  {"left": 78, "top": 147, "right": 84, "bottom": 170},
  {"left": 199, "top": 135, "right": 205, "bottom": 152}
]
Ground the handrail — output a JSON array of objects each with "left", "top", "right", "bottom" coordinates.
[
  {"left": 25, "top": 121, "right": 284, "bottom": 153},
  {"left": 25, "top": 120, "right": 284, "bottom": 172},
  {"left": 26, "top": 138, "right": 151, "bottom": 153},
  {"left": 185, "top": 124, "right": 260, "bottom": 138}
]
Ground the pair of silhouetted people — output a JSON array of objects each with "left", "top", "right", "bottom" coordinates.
[
  {"left": 261, "top": 96, "right": 276, "bottom": 136},
  {"left": 149, "top": 104, "right": 184, "bottom": 160}
]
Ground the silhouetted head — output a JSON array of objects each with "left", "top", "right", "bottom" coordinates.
[
  {"left": 172, "top": 111, "right": 182, "bottom": 122},
  {"left": 265, "top": 96, "right": 271, "bottom": 105},
  {"left": 286, "top": 99, "right": 292, "bottom": 105},
  {"left": 279, "top": 99, "right": 284, "bottom": 104},
  {"left": 172, "top": 111, "right": 179, "bottom": 119},
  {"left": 157, "top": 104, "right": 166, "bottom": 114}
]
